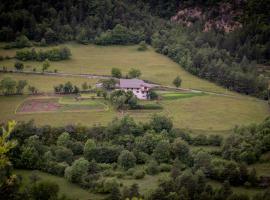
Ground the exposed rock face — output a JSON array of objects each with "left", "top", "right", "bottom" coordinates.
[{"left": 171, "top": 1, "right": 244, "bottom": 32}]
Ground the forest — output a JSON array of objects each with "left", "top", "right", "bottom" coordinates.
[
  {"left": 0, "top": 0, "right": 269, "bottom": 98},
  {"left": 1, "top": 116, "right": 270, "bottom": 199}
]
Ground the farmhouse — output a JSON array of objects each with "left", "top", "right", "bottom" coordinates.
[{"left": 119, "top": 78, "right": 157, "bottom": 100}]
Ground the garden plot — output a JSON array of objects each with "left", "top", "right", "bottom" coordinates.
[
  {"left": 17, "top": 96, "right": 107, "bottom": 113},
  {"left": 17, "top": 98, "right": 61, "bottom": 113}
]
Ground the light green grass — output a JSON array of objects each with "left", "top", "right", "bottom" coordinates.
[
  {"left": 0, "top": 42, "right": 235, "bottom": 94},
  {"left": 59, "top": 96, "right": 99, "bottom": 106},
  {"left": 0, "top": 92, "right": 269, "bottom": 132},
  {"left": 159, "top": 91, "right": 205, "bottom": 100},
  {"left": 0, "top": 43, "right": 269, "bottom": 132},
  {"left": 0, "top": 73, "right": 98, "bottom": 92},
  {"left": 14, "top": 169, "right": 104, "bottom": 200}
]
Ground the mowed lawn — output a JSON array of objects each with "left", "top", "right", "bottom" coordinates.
[
  {"left": 14, "top": 169, "right": 104, "bottom": 200},
  {"left": 0, "top": 42, "right": 232, "bottom": 93},
  {"left": 0, "top": 73, "right": 98, "bottom": 93}
]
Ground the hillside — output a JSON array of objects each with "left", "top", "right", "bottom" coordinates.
[
  {"left": 0, "top": 0, "right": 269, "bottom": 98},
  {"left": 0, "top": 1, "right": 270, "bottom": 200},
  {"left": 0, "top": 44, "right": 268, "bottom": 131}
]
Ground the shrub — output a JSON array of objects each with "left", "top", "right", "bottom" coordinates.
[
  {"left": 70, "top": 141, "right": 84, "bottom": 155},
  {"left": 44, "top": 161, "right": 69, "bottom": 176},
  {"left": 152, "top": 140, "right": 171, "bottom": 163},
  {"left": 95, "top": 178, "right": 120, "bottom": 193},
  {"left": 118, "top": 150, "right": 136, "bottom": 169},
  {"left": 57, "top": 132, "right": 70, "bottom": 147},
  {"left": 111, "top": 68, "right": 122, "bottom": 78},
  {"left": 16, "top": 47, "right": 71, "bottom": 61},
  {"left": 192, "top": 134, "right": 208, "bottom": 145},
  {"left": 85, "top": 146, "right": 121, "bottom": 163},
  {"left": 95, "top": 24, "right": 144, "bottom": 45},
  {"left": 65, "top": 158, "right": 89, "bottom": 184},
  {"left": 159, "top": 163, "right": 172, "bottom": 172},
  {"left": 146, "top": 160, "right": 160, "bottom": 175},
  {"left": 133, "top": 150, "right": 150, "bottom": 164},
  {"left": 148, "top": 90, "right": 159, "bottom": 100},
  {"left": 133, "top": 169, "right": 145, "bottom": 179},
  {"left": 126, "top": 168, "right": 136, "bottom": 176},
  {"left": 128, "top": 68, "right": 142, "bottom": 78},
  {"left": 137, "top": 41, "right": 147, "bottom": 51},
  {"left": 208, "top": 135, "right": 223, "bottom": 146},
  {"left": 14, "top": 61, "right": 24, "bottom": 71},
  {"left": 150, "top": 114, "right": 173, "bottom": 132},
  {"left": 54, "top": 146, "right": 73, "bottom": 164},
  {"left": 29, "top": 180, "right": 59, "bottom": 200}
]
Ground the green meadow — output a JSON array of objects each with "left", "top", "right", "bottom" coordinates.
[{"left": 0, "top": 43, "right": 269, "bottom": 133}]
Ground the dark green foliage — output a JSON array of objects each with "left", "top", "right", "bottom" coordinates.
[
  {"left": 64, "top": 158, "right": 89, "bottom": 184},
  {"left": 146, "top": 160, "right": 160, "bottom": 175},
  {"left": 16, "top": 80, "right": 28, "bottom": 94},
  {"left": 16, "top": 47, "right": 71, "bottom": 61},
  {"left": 227, "top": 193, "right": 250, "bottom": 200},
  {"left": 29, "top": 180, "right": 59, "bottom": 200},
  {"left": 54, "top": 82, "right": 79, "bottom": 94},
  {"left": 111, "top": 68, "right": 122, "bottom": 78},
  {"left": 95, "top": 24, "right": 144, "bottom": 45},
  {"left": 173, "top": 75, "right": 182, "bottom": 88},
  {"left": 171, "top": 138, "right": 191, "bottom": 164},
  {"left": 148, "top": 90, "right": 159, "bottom": 100},
  {"left": 118, "top": 150, "right": 136, "bottom": 169},
  {"left": 222, "top": 118, "right": 270, "bottom": 164},
  {"left": 152, "top": 25, "right": 269, "bottom": 99},
  {"left": 70, "top": 141, "right": 84, "bottom": 155},
  {"left": 4, "top": 35, "right": 32, "bottom": 49},
  {"left": 0, "top": 77, "right": 17, "bottom": 95},
  {"left": 84, "top": 145, "right": 121, "bottom": 163},
  {"left": 5, "top": 115, "right": 270, "bottom": 198},
  {"left": 100, "top": 79, "right": 117, "bottom": 90},
  {"left": 14, "top": 62, "right": 24, "bottom": 71},
  {"left": 110, "top": 90, "right": 138, "bottom": 110},
  {"left": 135, "top": 131, "right": 164, "bottom": 154},
  {"left": 152, "top": 140, "right": 171, "bottom": 163},
  {"left": 122, "top": 183, "right": 141, "bottom": 199},
  {"left": 133, "top": 169, "right": 145, "bottom": 179},
  {"left": 128, "top": 68, "right": 142, "bottom": 78},
  {"left": 150, "top": 114, "right": 173, "bottom": 132},
  {"left": 55, "top": 146, "right": 73, "bottom": 164},
  {"left": 0, "top": 0, "right": 268, "bottom": 99},
  {"left": 107, "top": 184, "right": 121, "bottom": 200},
  {"left": 137, "top": 41, "right": 148, "bottom": 51}
]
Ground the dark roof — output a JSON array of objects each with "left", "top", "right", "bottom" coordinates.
[{"left": 119, "top": 79, "right": 156, "bottom": 88}]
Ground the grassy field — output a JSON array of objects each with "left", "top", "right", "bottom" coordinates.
[
  {"left": 0, "top": 73, "right": 98, "bottom": 93},
  {"left": 0, "top": 92, "right": 268, "bottom": 133},
  {"left": 14, "top": 169, "right": 104, "bottom": 200},
  {"left": 0, "top": 43, "right": 269, "bottom": 133},
  {"left": 0, "top": 42, "right": 235, "bottom": 93}
]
